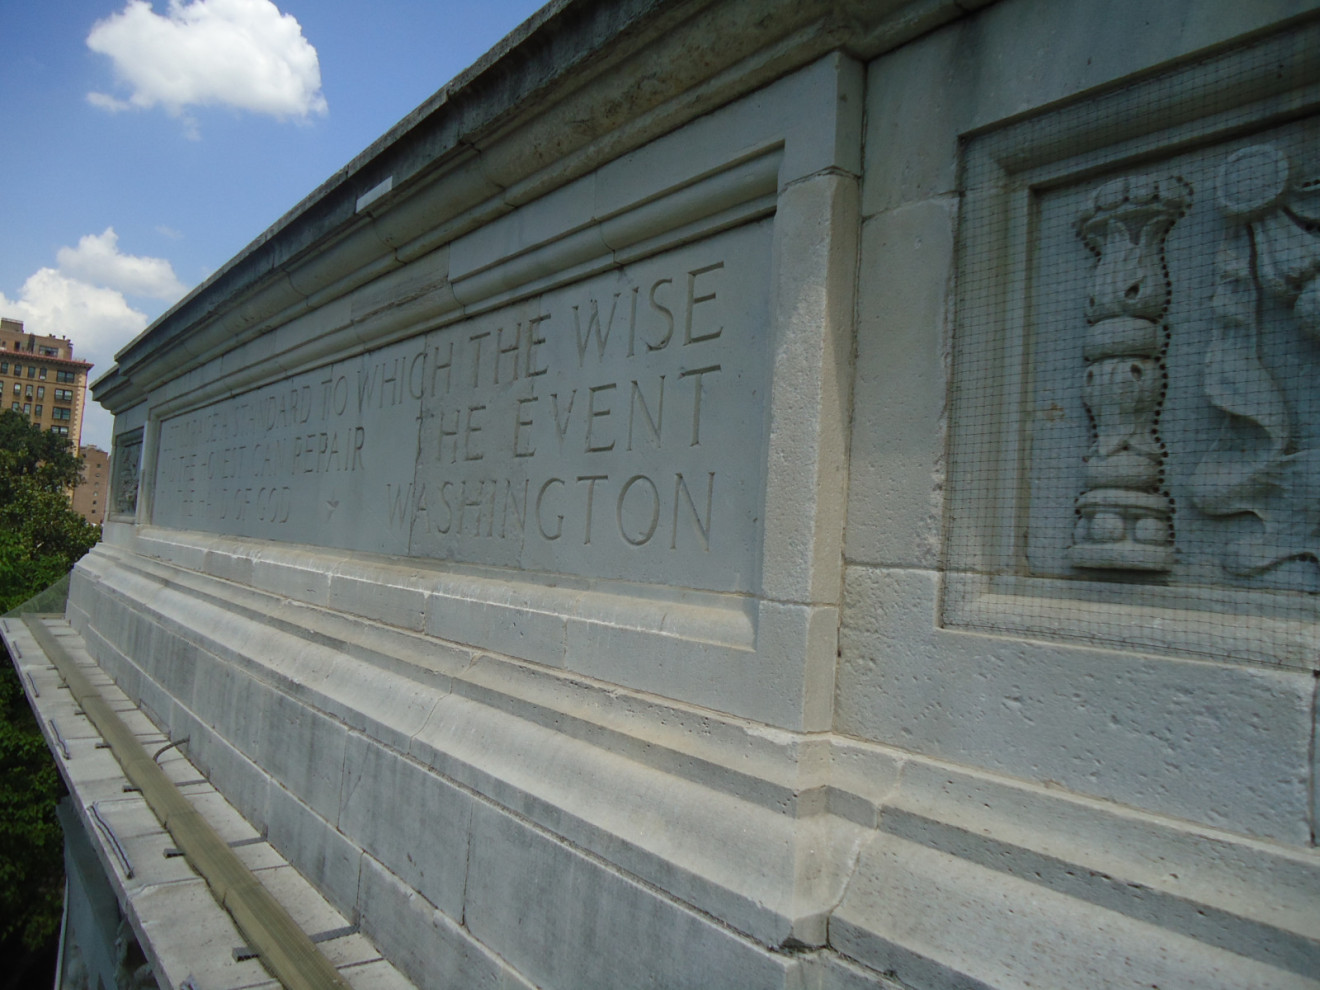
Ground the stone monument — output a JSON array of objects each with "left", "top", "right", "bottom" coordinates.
[{"left": 7, "top": 1, "right": 1318, "bottom": 987}]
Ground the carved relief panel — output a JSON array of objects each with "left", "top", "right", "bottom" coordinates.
[
  {"left": 1025, "top": 129, "right": 1320, "bottom": 595},
  {"left": 945, "top": 21, "right": 1320, "bottom": 665},
  {"left": 110, "top": 428, "right": 143, "bottom": 520},
  {"left": 1191, "top": 145, "right": 1320, "bottom": 584}
]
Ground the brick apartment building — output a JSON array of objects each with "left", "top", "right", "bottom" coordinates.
[
  {"left": 70, "top": 444, "right": 108, "bottom": 526},
  {"left": 0, "top": 317, "right": 92, "bottom": 444}
]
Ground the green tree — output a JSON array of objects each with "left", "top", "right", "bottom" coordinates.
[
  {"left": 0, "top": 409, "right": 83, "bottom": 493},
  {"left": 0, "top": 409, "right": 101, "bottom": 966},
  {"left": 0, "top": 660, "right": 64, "bottom": 951},
  {"left": 0, "top": 410, "right": 99, "bottom": 614}
]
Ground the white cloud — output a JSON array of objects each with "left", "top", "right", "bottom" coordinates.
[
  {"left": 87, "top": 0, "right": 327, "bottom": 131},
  {"left": 57, "top": 228, "right": 187, "bottom": 301},
  {"left": 0, "top": 270, "right": 148, "bottom": 451},
  {"left": 0, "top": 268, "right": 148, "bottom": 359},
  {"left": 1, "top": 234, "right": 191, "bottom": 449},
  {"left": 86, "top": 91, "right": 134, "bottom": 113}
]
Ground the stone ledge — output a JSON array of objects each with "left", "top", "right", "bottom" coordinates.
[
  {"left": 0, "top": 615, "right": 414, "bottom": 990},
  {"left": 58, "top": 551, "right": 1320, "bottom": 986}
]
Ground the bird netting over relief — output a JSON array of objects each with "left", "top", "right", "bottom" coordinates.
[{"left": 943, "top": 27, "right": 1320, "bottom": 667}]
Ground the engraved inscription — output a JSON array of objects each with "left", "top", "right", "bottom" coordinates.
[
  {"left": 151, "top": 221, "right": 771, "bottom": 592},
  {"left": 406, "top": 224, "right": 767, "bottom": 590}
]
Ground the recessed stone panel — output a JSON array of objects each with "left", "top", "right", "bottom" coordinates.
[
  {"left": 409, "top": 221, "right": 770, "bottom": 591},
  {"left": 151, "top": 221, "right": 771, "bottom": 595}
]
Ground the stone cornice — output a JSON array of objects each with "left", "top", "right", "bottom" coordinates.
[{"left": 98, "top": 0, "right": 982, "bottom": 410}]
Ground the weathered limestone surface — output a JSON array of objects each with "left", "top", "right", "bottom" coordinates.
[{"left": 39, "top": 0, "right": 1320, "bottom": 987}]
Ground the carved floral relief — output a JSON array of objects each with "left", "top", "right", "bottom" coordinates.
[{"left": 1069, "top": 175, "right": 1188, "bottom": 571}]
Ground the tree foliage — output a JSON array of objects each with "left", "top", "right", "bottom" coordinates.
[
  {"left": 0, "top": 410, "right": 99, "bottom": 614},
  {"left": 0, "top": 409, "right": 101, "bottom": 952},
  {"left": 0, "top": 661, "right": 64, "bottom": 950},
  {"left": 0, "top": 410, "right": 83, "bottom": 492}
]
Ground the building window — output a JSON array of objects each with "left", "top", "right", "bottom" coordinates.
[
  {"left": 10, "top": 383, "right": 18, "bottom": 396},
  {"left": 33, "top": 405, "right": 41, "bottom": 417},
  {"left": 53, "top": 388, "right": 72, "bottom": 401},
  {"left": 23, "top": 403, "right": 30, "bottom": 415},
  {"left": 24, "top": 385, "right": 32, "bottom": 398},
  {"left": 27, "top": 366, "right": 35, "bottom": 379},
  {"left": 0, "top": 362, "right": 8, "bottom": 374},
  {"left": 9, "top": 402, "right": 17, "bottom": 412},
  {"left": 36, "top": 386, "right": 44, "bottom": 399},
  {"left": 52, "top": 407, "right": 71, "bottom": 421},
  {"left": 12, "top": 364, "right": 21, "bottom": 376},
  {"left": 51, "top": 425, "right": 68, "bottom": 436},
  {"left": 39, "top": 346, "right": 58, "bottom": 357},
  {"left": 39, "top": 368, "right": 47, "bottom": 381},
  {"left": 56, "top": 370, "right": 75, "bottom": 384}
]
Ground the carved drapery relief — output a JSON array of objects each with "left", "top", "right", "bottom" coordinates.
[
  {"left": 1069, "top": 175, "right": 1189, "bottom": 570},
  {"left": 112, "top": 437, "right": 142, "bottom": 517},
  {"left": 1189, "top": 145, "right": 1320, "bottom": 578}
]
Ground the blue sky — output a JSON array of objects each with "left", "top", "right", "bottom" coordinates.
[{"left": 0, "top": 0, "right": 545, "bottom": 450}]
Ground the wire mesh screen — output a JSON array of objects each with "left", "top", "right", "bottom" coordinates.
[{"left": 944, "top": 26, "right": 1320, "bottom": 668}]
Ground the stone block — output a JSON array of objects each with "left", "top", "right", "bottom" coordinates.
[
  {"left": 189, "top": 653, "right": 268, "bottom": 759},
  {"left": 265, "top": 782, "right": 364, "bottom": 922},
  {"left": 248, "top": 552, "right": 334, "bottom": 606},
  {"left": 749, "top": 600, "right": 838, "bottom": 732},
  {"left": 559, "top": 615, "right": 757, "bottom": 720},
  {"left": 846, "top": 197, "right": 955, "bottom": 570},
  {"left": 861, "top": 0, "right": 1320, "bottom": 216},
  {"left": 803, "top": 952, "right": 906, "bottom": 990},
  {"left": 292, "top": 650, "right": 442, "bottom": 757},
  {"left": 337, "top": 959, "right": 418, "bottom": 990},
  {"left": 327, "top": 569, "right": 428, "bottom": 633},
  {"left": 759, "top": 171, "right": 858, "bottom": 607},
  {"left": 257, "top": 688, "right": 349, "bottom": 823},
  {"left": 425, "top": 586, "right": 568, "bottom": 670},
  {"left": 175, "top": 710, "right": 273, "bottom": 830},
  {"left": 837, "top": 565, "right": 1315, "bottom": 843},
  {"left": 126, "top": 878, "right": 276, "bottom": 990},
  {"left": 449, "top": 172, "right": 601, "bottom": 282},
  {"left": 356, "top": 854, "right": 532, "bottom": 990},
  {"left": 339, "top": 733, "right": 472, "bottom": 919},
  {"left": 463, "top": 800, "right": 803, "bottom": 990},
  {"left": 830, "top": 833, "right": 1318, "bottom": 990}
]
